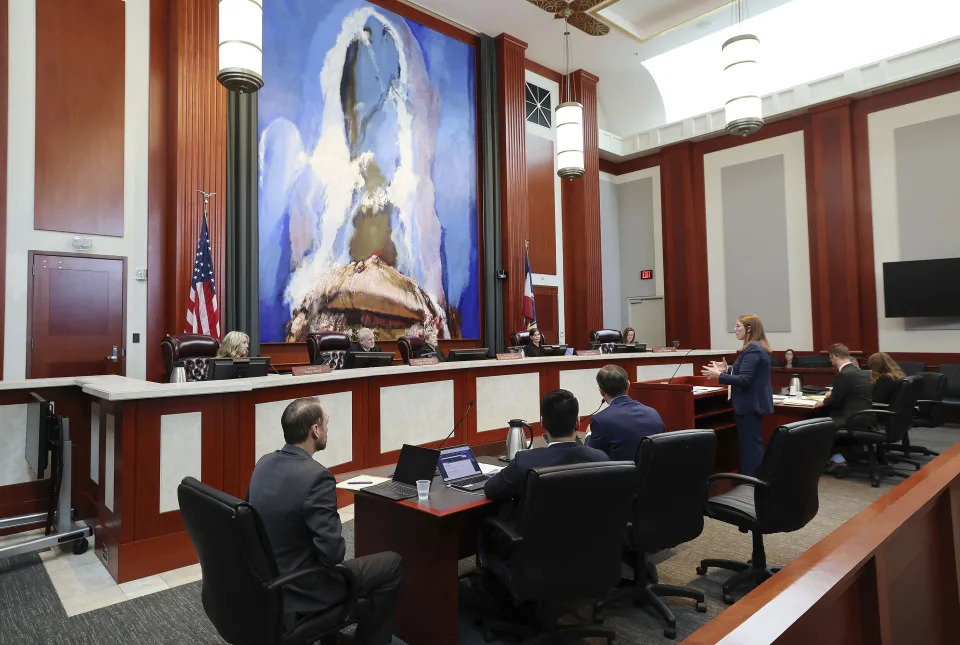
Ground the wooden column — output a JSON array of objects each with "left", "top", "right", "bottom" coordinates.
[
  {"left": 147, "top": 0, "right": 227, "bottom": 380},
  {"left": 561, "top": 70, "right": 602, "bottom": 348},
  {"left": 807, "top": 101, "right": 864, "bottom": 351},
  {"left": 496, "top": 34, "right": 529, "bottom": 336},
  {"left": 661, "top": 142, "right": 710, "bottom": 348}
]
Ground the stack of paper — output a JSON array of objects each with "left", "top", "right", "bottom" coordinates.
[
  {"left": 336, "top": 475, "right": 390, "bottom": 490},
  {"left": 777, "top": 398, "right": 820, "bottom": 408}
]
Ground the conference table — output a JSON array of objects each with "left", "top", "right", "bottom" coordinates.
[{"left": 0, "top": 348, "right": 730, "bottom": 584}]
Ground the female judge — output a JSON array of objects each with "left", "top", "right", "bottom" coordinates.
[
  {"left": 623, "top": 327, "right": 636, "bottom": 345},
  {"left": 701, "top": 314, "right": 773, "bottom": 476},
  {"left": 216, "top": 331, "right": 250, "bottom": 358},
  {"left": 524, "top": 329, "right": 546, "bottom": 358},
  {"left": 418, "top": 327, "right": 446, "bottom": 362},
  {"left": 868, "top": 352, "right": 904, "bottom": 405},
  {"left": 783, "top": 348, "right": 796, "bottom": 369}
]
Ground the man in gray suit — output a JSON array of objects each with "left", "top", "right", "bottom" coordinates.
[{"left": 249, "top": 398, "right": 402, "bottom": 644}]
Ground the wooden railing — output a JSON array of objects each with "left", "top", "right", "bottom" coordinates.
[{"left": 685, "top": 439, "right": 960, "bottom": 644}]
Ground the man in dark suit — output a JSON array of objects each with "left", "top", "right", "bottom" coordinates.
[
  {"left": 349, "top": 327, "right": 382, "bottom": 353},
  {"left": 484, "top": 389, "right": 608, "bottom": 501},
  {"left": 585, "top": 364, "right": 666, "bottom": 461},
  {"left": 823, "top": 343, "right": 874, "bottom": 471},
  {"left": 248, "top": 398, "right": 402, "bottom": 644}
]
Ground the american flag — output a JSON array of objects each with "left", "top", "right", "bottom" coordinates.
[{"left": 185, "top": 217, "right": 220, "bottom": 338}]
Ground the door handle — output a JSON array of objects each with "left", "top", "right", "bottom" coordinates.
[{"left": 105, "top": 346, "right": 119, "bottom": 362}]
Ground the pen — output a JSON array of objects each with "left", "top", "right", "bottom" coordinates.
[{"left": 347, "top": 481, "right": 372, "bottom": 485}]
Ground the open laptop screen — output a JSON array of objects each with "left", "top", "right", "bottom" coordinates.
[
  {"left": 438, "top": 445, "right": 482, "bottom": 481},
  {"left": 392, "top": 444, "right": 440, "bottom": 485}
]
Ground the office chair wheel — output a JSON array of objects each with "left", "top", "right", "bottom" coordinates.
[
  {"left": 695, "top": 565, "right": 707, "bottom": 575},
  {"left": 722, "top": 592, "right": 735, "bottom": 605},
  {"left": 663, "top": 627, "right": 676, "bottom": 639},
  {"left": 870, "top": 480, "right": 879, "bottom": 488},
  {"left": 592, "top": 606, "right": 604, "bottom": 624},
  {"left": 696, "top": 600, "right": 707, "bottom": 613},
  {"left": 72, "top": 539, "right": 88, "bottom": 555}
]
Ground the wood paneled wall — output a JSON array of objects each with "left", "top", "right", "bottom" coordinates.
[
  {"left": 532, "top": 285, "right": 559, "bottom": 344},
  {"left": 34, "top": 0, "right": 125, "bottom": 237},
  {"left": 526, "top": 132, "right": 556, "bottom": 274},
  {"left": 561, "top": 70, "right": 603, "bottom": 349},
  {"left": 604, "top": 70, "right": 960, "bottom": 361},
  {"left": 497, "top": 34, "right": 530, "bottom": 335}
]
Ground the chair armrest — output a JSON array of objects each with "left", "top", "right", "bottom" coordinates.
[
  {"left": 482, "top": 516, "right": 523, "bottom": 545},
  {"left": 871, "top": 402, "right": 890, "bottom": 409},
  {"left": 916, "top": 399, "right": 940, "bottom": 405},
  {"left": 267, "top": 563, "right": 360, "bottom": 623},
  {"left": 707, "top": 472, "right": 768, "bottom": 489}
]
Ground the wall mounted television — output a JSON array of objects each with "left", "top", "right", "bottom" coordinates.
[{"left": 883, "top": 258, "right": 960, "bottom": 317}]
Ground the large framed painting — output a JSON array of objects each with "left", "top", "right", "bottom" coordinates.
[{"left": 258, "top": 0, "right": 480, "bottom": 343}]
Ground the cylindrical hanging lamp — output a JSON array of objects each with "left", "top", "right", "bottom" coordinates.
[
  {"left": 556, "top": 10, "right": 584, "bottom": 180},
  {"left": 722, "top": 33, "right": 762, "bottom": 136},
  {"left": 218, "top": 0, "right": 264, "bottom": 93}
]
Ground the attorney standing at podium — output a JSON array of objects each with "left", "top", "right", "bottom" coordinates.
[{"left": 701, "top": 314, "right": 773, "bottom": 476}]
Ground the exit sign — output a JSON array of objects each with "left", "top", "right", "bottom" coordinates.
[{"left": 640, "top": 269, "right": 653, "bottom": 280}]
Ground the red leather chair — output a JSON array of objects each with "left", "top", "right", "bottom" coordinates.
[
  {"left": 306, "top": 332, "right": 351, "bottom": 370},
  {"left": 397, "top": 336, "right": 425, "bottom": 365},
  {"left": 161, "top": 334, "right": 221, "bottom": 382}
]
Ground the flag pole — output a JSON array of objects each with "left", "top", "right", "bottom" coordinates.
[{"left": 198, "top": 189, "right": 216, "bottom": 223}]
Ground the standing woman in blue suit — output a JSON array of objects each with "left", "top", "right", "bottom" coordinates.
[{"left": 701, "top": 313, "right": 774, "bottom": 476}]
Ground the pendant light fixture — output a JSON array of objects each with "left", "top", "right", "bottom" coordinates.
[
  {"left": 556, "top": 9, "right": 585, "bottom": 180},
  {"left": 722, "top": 0, "right": 762, "bottom": 136},
  {"left": 218, "top": 0, "right": 264, "bottom": 93}
]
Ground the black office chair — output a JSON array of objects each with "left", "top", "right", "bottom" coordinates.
[
  {"left": 897, "top": 361, "right": 926, "bottom": 376},
  {"left": 595, "top": 430, "right": 717, "bottom": 639},
  {"left": 177, "top": 477, "right": 370, "bottom": 645},
  {"left": 940, "top": 364, "right": 960, "bottom": 420},
  {"left": 697, "top": 418, "right": 835, "bottom": 604},
  {"left": 476, "top": 461, "right": 636, "bottom": 644},
  {"left": 886, "top": 371, "right": 947, "bottom": 459},
  {"left": 835, "top": 375, "right": 923, "bottom": 486}
]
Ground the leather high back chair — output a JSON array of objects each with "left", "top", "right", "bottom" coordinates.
[
  {"left": 397, "top": 336, "right": 424, "bottom": 364},
  {"left": 596, "top": 429, "right": 717, "bottom": 638},
  {"left": 306, "top": 332, "right": 351, "bottom": 370},
  {"left": 940, "top": 365, "right": 960, "bottom": 420},
  {"left": 698, "top": 418, "right": 835, "bottom": 604},
  {"left": 509, "top": 330, "right": 532, "bottom": 348},
  {"left": 476, "top": 462, "right": 635, "bottom": 643},
  {"left": 161, "top": 334, "right": 221, "bottom": 382},
  {"left": 897, "top": 361, "right": 926, "bottom": 376},
  {"left": 177, "top": 477, "right": 367, "bottom": 645},
  {"left": 589, "top": 329, "right": 622, "bottom": 345}
]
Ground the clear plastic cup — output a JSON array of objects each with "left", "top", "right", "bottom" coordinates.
[{"left": 416, "top": 479, "right": 431, "bottom": 500}]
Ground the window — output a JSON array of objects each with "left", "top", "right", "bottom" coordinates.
[{"left": 525, "top": 82, "right": 551, "bottom": 128}]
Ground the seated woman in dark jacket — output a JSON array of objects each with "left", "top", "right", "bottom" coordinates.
[
  {"left": 523, "top": 329, "right": 546, "bottom": 358},
  {"left": 868, "top": 352, "right": 904, "bottom": 404},
  {"left": 418, "top": 327, "right": 446, "bottom": 362}
]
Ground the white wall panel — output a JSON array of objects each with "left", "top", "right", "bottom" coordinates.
[
  {"left": 476, "top": 373, "right": 540, "bottom": 431},
  {"left": 255, "top": 392, "right": 354, "bottom": 469},
  {"left": 90, "top": 402, "right": 100, "bottom": 484},
  {"left": 159, "top": 412, "right": 202, "bottom": 514},
  {"left": 0, "top": 404, "right": 31, "bottom": 486},
  {"left": 379, "top": 381, "right": 454, "bottom": 452},
  {"left": 104, "top": 414, "right": 116, "bottom": 512},
  {"left": 636, "top": 363, "right": 694, "bottom": 382}
]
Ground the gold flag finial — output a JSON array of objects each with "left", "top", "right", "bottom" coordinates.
[{"left": 525, "top": 238, "right": 530, "bottom": 250}]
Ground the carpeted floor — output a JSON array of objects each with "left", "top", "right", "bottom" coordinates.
[{"left": 1, "top": 424, "right": 957, "bottom": 645}]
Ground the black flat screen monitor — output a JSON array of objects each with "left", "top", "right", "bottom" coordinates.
[
  {"left": 613, "top": 343, "right": 647, "bottom": 354},
  {"left": 348, "top": 351, "right": 394, "bottom": 369},
  {"left": 540, "top": 344, "right": 569, "bottom": 357},
  {"left": 447, "top": 348, "right": 490, "bottom": 362},
  {"left": 883, "top": 258, "right": 960, "bottom": 317},
  {"left": 25, "top": 393, "right": 53, "bottom": 479},
  {"left": 207, "top": 357, "right": 271, "bottom": 380}
]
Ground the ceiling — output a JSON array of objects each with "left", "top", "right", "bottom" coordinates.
[{"left": 406, "top": 0, "right": 794, "bottom": 135}]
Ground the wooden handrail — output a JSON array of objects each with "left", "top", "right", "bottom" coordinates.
[{"left": 684, "top": 439, "right": 960, "bottom": 643}]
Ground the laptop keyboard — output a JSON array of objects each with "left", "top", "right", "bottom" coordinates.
[
  {"left": 372, "top": 481, "right": 415, "bottom": 496},
  {"left": 454, "top": 474, "right": 488, "bottom": 486}
]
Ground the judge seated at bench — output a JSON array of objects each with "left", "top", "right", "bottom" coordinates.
[
  {"left": 417, "top": 327, "right": 446, "bottom": 362},
  {"left": 216, "top": 331, "right": 249, "bottom": 358},
  {"left": 349, "top": 327, "right": 382, "bottom": 354},
  {"left": 523, "top": 328, "right": 546, "bottom": 358}
]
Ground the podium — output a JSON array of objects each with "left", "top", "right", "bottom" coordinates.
[{"left": 629, "top": 375, "right": 741, "bottom": 475}]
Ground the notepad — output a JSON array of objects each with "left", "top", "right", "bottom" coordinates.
[
  {"left": 777, "top": 398, "right": 820, "bottom": 408},
  {"left": 478, "top": 463, "right": 503, "bottom": 475},
  {"left": 336, "top": 475, "right": 390, "bottom": 490}
]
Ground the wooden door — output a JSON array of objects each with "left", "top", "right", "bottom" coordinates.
[
  {"left": 28, "top": 253, "right": 125, "bottom": 378},
  {"left": 533, "top": 285, "right": 559, "bottom": 344}
]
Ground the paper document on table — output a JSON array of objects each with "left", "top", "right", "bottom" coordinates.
[
  {"left": 777, "top": 398, "right": 820, "bottom": 408},
  {"left": 478, "top": 463, "right": 503, "bottom": 475},
  {"left": 336, "top": 475, "right": 390, "bottom": 490},
  {"left": 691, "top": 386, "right": 726, "bottom": 395}
]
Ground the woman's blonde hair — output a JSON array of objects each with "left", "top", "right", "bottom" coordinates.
[
  {"left": 738, "top": 314, "right": 771, "bottom": 353},
  {"left": 217, "top": 331, "right": 250, "bottom": 358},
  {"left": 867, "top": 352, "right": 904, "bottom": 384}
]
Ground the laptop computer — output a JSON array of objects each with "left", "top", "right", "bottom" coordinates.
[
  {"left": 363, "top": 444, "right": 440, "bottom": 501},
  {"left": 438, "top": 445, "right": 492, "bottom": 492}
]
